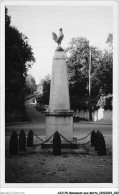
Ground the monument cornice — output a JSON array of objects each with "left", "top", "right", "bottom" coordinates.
[{"left": 45, "top": 110, "right": 74, "bottom": 116}]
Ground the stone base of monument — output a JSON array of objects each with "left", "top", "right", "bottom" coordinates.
[
  {"left": 41, "top": 110, "right": 78, "bottom": 149},
  {"left": 45, "top": 110, "right": 73, "bottom": 140}
]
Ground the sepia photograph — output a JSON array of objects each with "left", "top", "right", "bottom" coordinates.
[{"left": 0, "top": 0, "right": 119, "bottom": 194}]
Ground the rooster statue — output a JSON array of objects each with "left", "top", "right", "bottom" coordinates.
[{"left": 52, "top": 28, "right": 64, "bottom": 47}]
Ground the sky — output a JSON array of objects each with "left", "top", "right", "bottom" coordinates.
[{"left": 7, "top": 4, "right": 113, "bottom": 84}]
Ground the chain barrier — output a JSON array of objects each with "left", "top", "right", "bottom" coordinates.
[
  {"left": 76, "top": 131, "right": 92, "bottom": 141},
  {"left": 34, "top": 130, "right": 92, "bottom": 146},
  {"left": 76, "top": 132, "right": 91, "bottom": 146},
  {"left": 34, "top": 132, "right": 44, "bottom": 142},
  {"left": 34, "top": 131, "right": 55, "bottom": 146},
  {"left": 59, "top": 133, "right": 74, "bottom": 145},
  {"left": 40, "top": 133, "right": 54, "bottom": 145}
]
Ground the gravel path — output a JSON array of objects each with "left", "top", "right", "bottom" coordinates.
[{"left": 5, "top": 147, "right": 112, "bottom": 183}]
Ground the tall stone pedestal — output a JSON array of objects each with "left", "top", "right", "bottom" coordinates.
[{"left": 45, "top": 50, "right": 74, "bottom": 142}]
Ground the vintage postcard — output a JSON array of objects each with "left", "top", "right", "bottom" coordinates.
[{"left": 0, "top": 0, "right": 119, "bottom": 194}]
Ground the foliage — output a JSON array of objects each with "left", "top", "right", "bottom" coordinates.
[
  {"left": 97, "top": 94, "right": 112, "bottom": 110},
  {"left": 25, "top": 74, "right": 37, "bottom": 95},
  {"left": 40, "top": 74, "right": 51, "bottom": 105},
  {"left": 5, "top": 7, "right": 35, "bottom": 120},
  {"left": 94, "top": 51, "right": 112, "bottom": 96},
  {"left": 106, "top": 33, "right": 113, "bottom": 50},
  {"left": 66, "top": 36, "right": 113, "bottom": 111},
  {"left": 66, "top": 37, "right": 89, "bottom": 110},
  {"left": 66, "top": 37, "right": 100, "bottom": 110}
]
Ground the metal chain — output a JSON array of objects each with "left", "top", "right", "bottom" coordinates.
[
  {"left": 76, "top": 132, "right": 91, "bottom": 146},
  {"left": 40, "top": 133, "right": 55, "bottom": 145},
  {"left": 33, "top": 131, "right": 92, "bottom": 147},
  {"left": 34, "top": 131, "right": 55, "bottom": 146},
  {"left": 34, "top": 132, "right": 44, "bottom": 142},
  {"left": 76, "top": 132, "right": 91, "bottom": 141},
  {"left": 59, "top": 134, "right": 75, "bottom": 145}
]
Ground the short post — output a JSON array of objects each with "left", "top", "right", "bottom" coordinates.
[
  {"left": 91, "top": 130, "right": 96, "bottom": 147},
  {"left": 19, "top": 129, "right": 26, "bottom": 151},
  {"left": 9, "top": 131, "right": 18, "bottom": 155},
  {"left": 27, "top": 129, "right": 33, "bottom": 147},
  {"left": 96, "top": 131, "right": 107, "bottom": 156},
  {"left": 53, "top": 131, "right": 61, "bottom": 155}
]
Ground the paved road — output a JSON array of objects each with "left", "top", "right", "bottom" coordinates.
[
  {"left": 5, "top": 98, "right": 112, "bottom": 137},
  {"left": 5, "top": 98, "right": 112, "bottom": 155}
]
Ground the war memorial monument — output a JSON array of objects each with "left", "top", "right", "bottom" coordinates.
[{"left": 45, "top": 28, "right": 74, "bottom": 145}]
